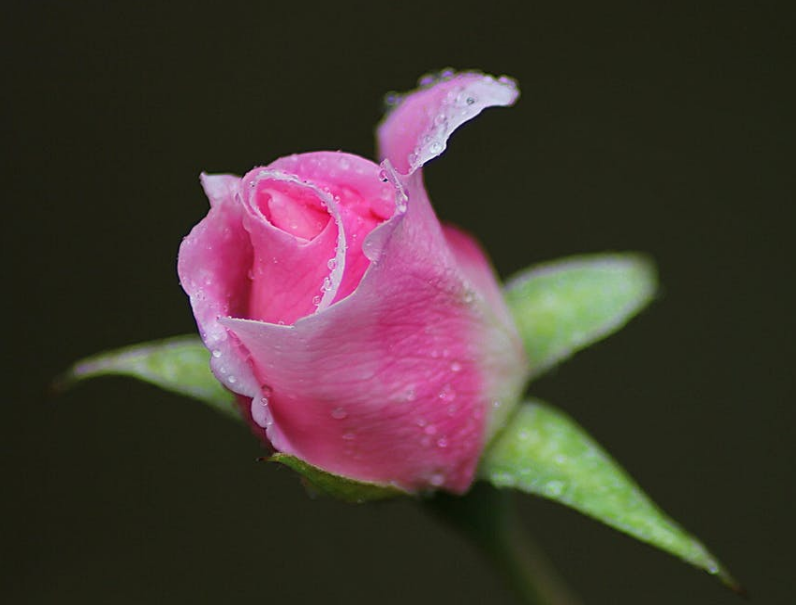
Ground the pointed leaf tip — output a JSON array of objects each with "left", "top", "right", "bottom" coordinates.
[
  {"left": 57, "top": 336, "right": 240, "bottom": 420},
  {"left": 479, "top": 400, "right": 737, "bottom": 588},
  {"left": 504, "top": 253, "right": 657, "bottom": 379}
]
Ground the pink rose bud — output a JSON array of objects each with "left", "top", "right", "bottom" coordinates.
[{"left": 178, "top": 72, "right": 527, "bottom": 493}]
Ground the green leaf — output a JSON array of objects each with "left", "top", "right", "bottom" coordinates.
[
  {"left": 479, "top": 400, "right": 740, "bottom": 591},
  {"left": 270, "top": 453, "right": 407, "bottom": 503},
  {"left": 504, "top": 253, "right": 657, "bottom": 378},
  {"left": 56, "top": 335, "right": 239, "bottom": 420}
]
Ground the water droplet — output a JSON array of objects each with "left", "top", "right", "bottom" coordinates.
[
  {"left": 261, "top": 385, "right": 273, "bottom": 398},
  {"left": 429, "top": 473, "right": 446, "bottom": 487},
  {"left": 331, "top": 407, "right": 347, "bottom": 420},
  {"left": 383, "top": 91, "right": 402, "bottom": 108},
  {"left": 416, "top": 417, "right": 428, "bottom": 427},
  {"left": 465, "top": 96, "right": 476, "bottom": 105},
  {"left": 378, "top": 169, "right": 389, "bottom": 183},
  {"left": 424, "top": 424, "right": 437, "bottom": 436},
  {"left": 312, "top": 295, "right": 321, "bottom": 306},
  {"left": 321, "top": 276, "right": 331, "bottom": 292},
  {"left": 438, "top": 384, "right": 456, "bottom": 403},
  {"left": 450, "top": 361, "right": 462, "bottom": 372},
  {"left": 418, "top": 73, "right": 436, "bottom": 87},
  {"left": 342, "top": 431, "right": 356, "bottom": 441},
  {"left": 428, "top": 141, "right": 443, "bottom": 154},
  {"left": 544, "top": 480, "right": 565, "bottom": 497},
  {"left": 211, "top": 349, "right": 222, "bottom": 358},
  {"left": 327, "top": 258, "right": 337, "bottom": 270},
  {"left": 436, "top": 437, "right": 448, "bottom": 448},
  {"left": 491, "top": 471, "right": 515, "bottom": 486},
  {"left": 227, "top": 375, "right": 237, "bottom": 385}
]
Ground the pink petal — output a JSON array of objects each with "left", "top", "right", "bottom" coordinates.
[
  {"left": 377, "top": 71, "right": 519, "bottom": 175},
  {"left": 177, "top": 174, "right": 262, "bottom": 403},
  {"left": 239, "top": 168, "right": 344, "bottom": 324},
  {"left": 223, "top": 167, "right": 524, "bottom": 493},
  {"left": 266, "top": 152, "right": 396, "bottom": 302}
]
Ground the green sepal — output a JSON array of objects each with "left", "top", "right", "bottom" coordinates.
[
  {"left": 270, "top": 453, "right": 408, "bottom": 503},
  {"left": 56, "top": 335, "right": 240, "bottom": 420},
  {"left": 504, "top": 253, "right": 657, "bottom": 379},
  {"left": 479, "top": 400, "right": 740, "bottom": 591}
]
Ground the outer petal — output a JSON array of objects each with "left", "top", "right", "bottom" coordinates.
[
  {"left": 177, "top": 174, "right": 262, "bottom": 403},
  {"left": 377, "top": 71, "right": 519, "bottom": 175},
  {"left": 442, "top": 224, "right": 527, "bottom": 437}
]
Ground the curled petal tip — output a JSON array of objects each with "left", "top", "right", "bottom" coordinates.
[{"left": 377, "top": 70, "right": 519, "bottom": 175}]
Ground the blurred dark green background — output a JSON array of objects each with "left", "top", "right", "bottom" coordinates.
[{"left": 4, "top": 2, "right": 793, "bottom": 604}]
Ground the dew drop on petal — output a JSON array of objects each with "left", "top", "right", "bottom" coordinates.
[
  {"left": 331, "top": 407, "right": 347, "bottom": 420},
  {"left": 438, "top": 384, "right": 456, "bottom": 403},
  {"left": 450, "top": 361, "right": 462, "bottom": 372},
  {"left": 342, "top": 431, "right": 356, "bottom": 441},
  {"left": 212, "top": 349, "right": 222, "bottom": 358},
  {"left": 429, "top": 473, "right": 446, "bottom": 487}
]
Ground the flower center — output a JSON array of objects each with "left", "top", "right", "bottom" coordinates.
[{"left": 255, "top": 182, "right": 330, "bottom": 240}]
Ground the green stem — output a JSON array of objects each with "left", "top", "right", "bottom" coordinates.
[{"left": 424, "top": 483, "right": 582, "bottom": 605}]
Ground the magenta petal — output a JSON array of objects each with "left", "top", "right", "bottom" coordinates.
[{"left": 377, "top": 71, "right": 519, "bottom": 175}]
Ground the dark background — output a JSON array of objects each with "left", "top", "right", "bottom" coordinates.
[{"left": 4, "top": 2, "right": 794, "bottom": 604}]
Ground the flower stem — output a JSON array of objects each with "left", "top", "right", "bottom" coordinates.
[{"left": 424, "top": 483, "right": 582, "bottom": 605}]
